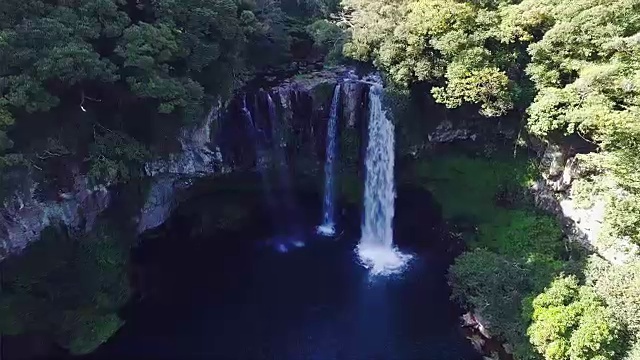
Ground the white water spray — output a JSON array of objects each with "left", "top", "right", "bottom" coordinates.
[
  {"left": 357, "top": 84, "right": 412, "bottom": 275},
  {"left": 317, "top": 84, "right": 341, "bottom": 236}
]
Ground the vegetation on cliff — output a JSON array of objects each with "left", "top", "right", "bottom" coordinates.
[
  {"left": 410, "top": 153, "right": 637, "bottom": 360},
  {"left": 0, "top": 223, "right": 131, "bottom": 354},
  {"left": 344, "top": 0, "right": 640, "bottom": 249},
  {"left": 0, "top": 0, "right": 342, "bottom": 192},
  {"left": 345, "top": 1, "right": 640, "bottom": 357},
  {"left": 0, "top": 0, "right": 343, "bottom": 354}
]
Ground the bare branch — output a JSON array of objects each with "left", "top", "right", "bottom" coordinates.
[
  {"left": 79, "top": 89, "right": 102, "bottom": 112},
  {"left": 331, "top": 12, "right": 355, "bottom": 28}
]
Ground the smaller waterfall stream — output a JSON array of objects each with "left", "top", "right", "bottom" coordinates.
[
  {"left": 266, "top": 93, "right": 300, "bottom": 230},
  {"left": 317, "top": 84, "right": 341, "bottom": 236},
  {"left": 242, "top": 95, "right": 278, "bottom": 222},
  {"left": 357, "top": 83, "right": 412, "bottom": 275}
]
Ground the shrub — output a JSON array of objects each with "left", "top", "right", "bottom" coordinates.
[
  {"left": 305, "top": 19, "right": 345, "bottom": 64},
  {"left": 449, "top": 249, "right": 534, "bottom": 355},
  {"left": 88, "top": 129, "right": 150, "bottom": 185},
  {"left": 586, "top": 257, "right": 640, "bottom": 334},
  {"left": 478, "top": 210, "right": 563, "bottom": 260}
]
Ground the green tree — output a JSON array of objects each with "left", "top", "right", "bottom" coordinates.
[
  {"left": 0, "top": 0, "right": 124, "bottom": 112},
  {"left": 0, "top": 103, "right": 15, "bottom": 151},
  {"left": 448, "top": 249, "right": 536, "bottom": 356},
  {"left": 528, "top": 276, "right": 624, "bottom": 360},
  {"left": 306, "top": 19, "right": 344, "bottom": 63},
  {"left": 587, "top": 257, "right": 640, "bottom": 337},
  {"left": 343, "top": 0, "right": 525, "bottom": 116}
]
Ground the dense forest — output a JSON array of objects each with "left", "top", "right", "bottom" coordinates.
[
  {"left": 1, "top": 0, "right": 639, "bottom": 359},
  {"left": 0, "top": 0, "right": 342, "bottom": 188}
]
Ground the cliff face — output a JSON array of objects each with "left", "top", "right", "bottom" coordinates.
[
  {"left": 532, "top": 143, "right": 640, "bottom": 264},
  {"left": 2, "top": 66, "right": 626, "bottom": 265},
  {"left": 0, "top": 67, "right": 370, "bottom": 260},
  {"left": 0, "top": 173, "right": 110, "bottom": 260}
]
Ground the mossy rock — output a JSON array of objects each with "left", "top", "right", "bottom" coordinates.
[
  {"left": 309, "top": 81, "right": 338, "bottom": 107},
  {"left": 62, "top": 310, "right": 124, "bottom": 355}
]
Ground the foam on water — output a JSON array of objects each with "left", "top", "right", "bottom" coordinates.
[{"left": 316, "top": 224, "right": 336, "bottom": 236}]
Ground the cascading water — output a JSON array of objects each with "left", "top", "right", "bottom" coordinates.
[
  {"left": 357, "top": 83, "right": 412, "bottom": 275},
  {"left": 243, "top": 94, "right": 279, "bottom": 223},
  {"left": 264, "top": 92, "right": 304, "bottom": 251},
  {"left": 266, "top": 93, "right": 299, "bottom": 224},
  {"left": 317, "top": 84, "right": 341, "bottom": 236}
]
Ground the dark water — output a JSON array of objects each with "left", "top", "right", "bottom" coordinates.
[
  {"left": 84, "top": 234, "right": 479, "bottom": 357},
  {"left": 78, "top": 186, "right": 481, "bottom": 360}
]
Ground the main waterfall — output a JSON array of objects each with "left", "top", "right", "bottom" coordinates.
[
  {"left": 357, "top": 83, "right": 411, "bottom": 275},
  {"left": 317, "top": 84, "right": 341, "bottom": 236}
]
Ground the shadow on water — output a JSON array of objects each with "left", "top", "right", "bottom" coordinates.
[{"left": 81, "top": 185, "right": 481, "bottom": 360}]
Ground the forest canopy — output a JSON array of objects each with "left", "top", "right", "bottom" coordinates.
[{"left": 0, "top": 0, "right": 339, "bottom": 188}]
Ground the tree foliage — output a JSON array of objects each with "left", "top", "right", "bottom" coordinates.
[
  {"left": 343, "top": 0, "right": 526, "bottom": 116},
  {"left": 88, "top": 127, "right": 150, "bottom": 184},
  {"left": 0, "top": 0, "right": 247, "bottom": 116},
  {"left": 449, "top": 249, "right": 534, "bottom": 353},
  {"left": 306, "top": 19, "right": 345, "bottom": 64},
  {"left": 528, "top": 276, "right": 624, "bottom": 360},
  {"left": 586, "top": 256, "right": 640, "bottom": 338},
  {"left": 0, "top": 0, "right": 339, "bottom": 190}
]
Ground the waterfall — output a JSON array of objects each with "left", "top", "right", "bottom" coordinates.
[
  {"left": 266, "top": 93, "right": 298, "bottom": 221},
  {"left": 243, "top": 95, "right": 269, "bottom": 170},
  {"left": 317, "top": 84, "right": 341, "bottom": 236},
  {"left": 243, "top": 94, "right": 279, "bottom": 220},
  {"left": 357, "top": 83, "right": 411, "bottom": 275},
  {"left": 257, "top": 92, "right": 304, "bottom": 252}
]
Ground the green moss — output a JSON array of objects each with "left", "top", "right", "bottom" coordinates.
[
  {"left": 477, "top": 210, "right": 563, "bottom": 261},
  {"left": 338, "top": 169, "right": 361, "bottom": 205},
  {"left": 385, "top": 87, "right": 432, "bottom": 154},
  {"left": 310, "top": 82, "right": 337, "bottom": 107},
  {"left": 338, "top": 125, "right": 362, "bottom": 205},
  {"left": 0, "top": 223, "right": 131, "bottom": 354},
  {"left": 411, "top": 154, "right": 537, "bottom": 222},
  {"left": 63, "top": 311, "right": 124, "bottom": 355},
  {"left": 340, "top": 126, "right": 360, "bottom": 168}
]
